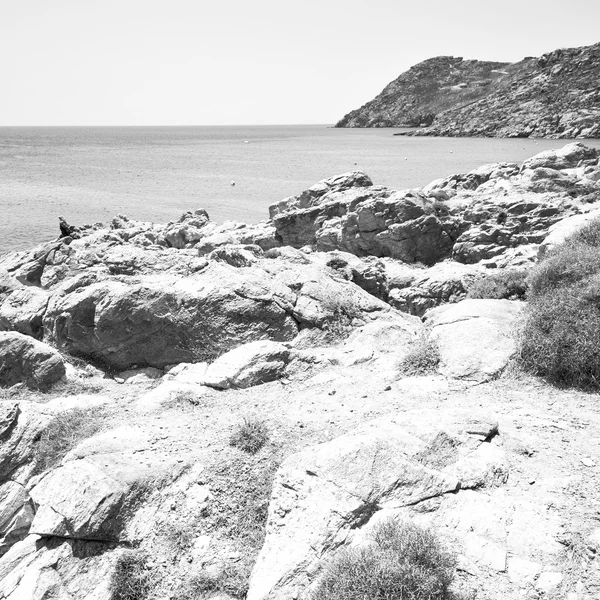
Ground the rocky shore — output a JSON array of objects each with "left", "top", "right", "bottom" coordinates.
[
  {"left": 336, "top": 41, "right": 600, "bottom": 139},
  {"left": 0, "top": 143, "right": 599, "bottom": 599}
]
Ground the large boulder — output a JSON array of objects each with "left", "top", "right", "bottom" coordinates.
[
  {"left": 43, "top": 265, "right": 298, "bottom": 370},
  {"left": 0, "top": 332, "right": 65, "bottom": 390},
  {"left": 426, "top": 299, "right": 524, "bottom": 383},
  {"left": 203, "top": 341, "right": 293, "bottom": 389}
]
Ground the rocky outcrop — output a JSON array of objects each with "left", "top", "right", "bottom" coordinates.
[
  {"left": 0, "top": 332, "right": 65, "bottom": 390},
  {"left": 248, "top": 412, "right": 518, "bottom": 600},
  {"left": 338, "top": 41, "right": 600, "bottom": 139},
  {"left": 268, "top": 144, "right": 599, "bottom": 272}
]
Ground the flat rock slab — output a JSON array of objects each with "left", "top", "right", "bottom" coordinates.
[{"left": 426, "top": 299, "right": 524, "bottom": 384}]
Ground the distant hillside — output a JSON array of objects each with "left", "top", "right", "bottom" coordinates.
[{"left": 336, "top": 42, "right": 600, "bottom": 138}]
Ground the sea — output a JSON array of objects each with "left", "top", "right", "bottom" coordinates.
[{"left": 1, "top": 125, "right": 600, "bottom": 255}]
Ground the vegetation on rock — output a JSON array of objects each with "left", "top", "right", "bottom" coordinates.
[
  {"left": 312, "top": 519, "right": 457, "bottom": 600},
  {"left": 397, "top": 333, "right": 440, "bottom": 376},
  {"left": 467, "top": 269, "right": 528, "bottom": 301},
  {"left": 229, "top": 417, "right": 270, "bottom": 454}
]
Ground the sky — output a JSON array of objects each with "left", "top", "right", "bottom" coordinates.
[{"left": 1, "top": 0, "right": 599, "bottom": 126}]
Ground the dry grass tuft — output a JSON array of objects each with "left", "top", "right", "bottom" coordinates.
[
  {"left": 398, "top": 333, "right": 440, "bottom": 376},
  {"left": 229, "top": 417, "right": 269, "bottom": 454},
  {"left": 33, "top": 406, "right": 110, "bottom": 475},
  {"left": 109, "top": 550, "right": 153, "bottom": 600}
]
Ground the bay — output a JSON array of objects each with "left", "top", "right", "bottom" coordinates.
[{"left": 1, "top": 124, "right": 599, "bottom": 254}]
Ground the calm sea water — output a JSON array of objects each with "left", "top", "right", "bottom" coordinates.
[{"left": 1, "top": 125, "right": 599, "bottom": 254}]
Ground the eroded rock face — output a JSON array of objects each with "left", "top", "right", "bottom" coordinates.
[
  {"left": 247, "top": 413, "right": 508, "bottom": 600},
  {"left": 0, "top": 332, "right": 65, "bottom": 390},
  {"left": 426, "top": 299, "right": 524, "bottom": 383}
]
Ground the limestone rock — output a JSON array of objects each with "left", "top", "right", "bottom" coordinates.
[
  {"left": 0, "top": 332, "right": 65, "bottom": 390},
  {"left": 203, "top": 341, "right": 293, "bottom": 389},
  {"left": 426, "top": 299, "right": 524, "bottom": 383}
]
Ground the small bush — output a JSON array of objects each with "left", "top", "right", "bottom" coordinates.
[
  {"left": 110, "top": 550, "right": 153, "bottom": 600},
  {"left": 398, "top": 334, "right": 440, "bottom": 376},
  {"left": 176, "top": 561, "right": 252, "bottom": 600},
  {"left": 33, "top": 406, "right": 109, "bottom": 475},
  {"left": 527, "top": 244, "right": 600, "bottom": 299},
  {"left": 312, "top": 519, "right": 456, "bottom": 600},
  {"left": 467, "top": 269, "right": 528, "bottom": 300},
  {"left": 520, "top": 215, "right": 600, "bottom": 389},
  {"left": 519, "top": 283, "right": 600, "bottom": 388},
  {"left": 229, "top": 417, "right": 269, "bottom": 454},
  {"left": 566, "top": 216, "right": 600, "bottom": 248}
]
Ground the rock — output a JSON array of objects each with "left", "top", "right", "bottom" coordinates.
[
  {"left": 203, "top": 341, "right": 293, "bottom": 389},
  {"left": 0, "top": 402, "right": 53, "bottom": 484},
  {"left": 0, "top": 534, "right": 115, "bottom": 599},
  {"left": 29, "top": 447, "right": 178, "bottom": 541},
  {"left": 166, "top": 362, "right": 209, "bottom": 384},
  {"left": 536, "top": 571, "right": 563, "bottom": 593},
  {"left": 269, "top": 171, "right": 373, "bottom": 218},
  {"left": 43, "top": 264, "right": 299, "bottom": 370},
  {"left": 0, "top": 332, "right": 65, "bottom": 390},
  {"left": 134, "top": 381, "right": 212, "bottom": 413},
  {"left": 426, "top": 299, "right": 524, "bottom": 383},
  {"left": 118, "top": 367, "right": 163, "bottom": 384},
  {"left": 248, "top": 413, "right": 507, "bottom": 600},
  {"left": 207, "top": 244, "right": 264, "bottom": 267},
  {"left": 507, "top": 556, "right": 542, "bottom": 586},
  {"left": 538, "top": 208, "right": 600, "bottom": 258},
  {"left": 0, "top": 482, "right": 34, "bottom": 556},
  {"left": 522, "top": 142, "right": 599, "bottom": 171},
  {"left": 0, "top": 281, "right": 48, "bottom": 339},
  {"left": 388, "top": 261, "right": 483, "bottom": 316}
]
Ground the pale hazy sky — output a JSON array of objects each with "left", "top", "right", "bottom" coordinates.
[{"left": 1, "top": 0, "right": 598, "bottom": 126}]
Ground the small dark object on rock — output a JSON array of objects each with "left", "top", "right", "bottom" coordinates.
[
  {"left": 384, "top": 385, "right": 392, "bottom": 391},
  {"left": 58, "top": 216, "right": 81, "bottom": 239},
  {"left": 328, "top": 390, "right": 336, "bottom": 396}
]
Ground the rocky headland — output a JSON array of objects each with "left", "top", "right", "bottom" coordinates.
[
  {"left": 0, "top": 143, "right": 600, "bottom": 599},
  {"left": 336, "top": 41, "right": 600, "bottom": 139}
]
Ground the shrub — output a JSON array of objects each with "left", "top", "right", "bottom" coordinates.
[
  {"left": 566, "top": 216, "right": 600, "bottom": 248},
  {"left": 467, "top": 269, "right": 528, "bottom": 300},
  {"left": 33, "top": 406, "right": 109, "bottom": 475},
  {"left": 398, "top": 334, "right": 440, "bottom": 376},
  {"left": 519, "top": 283, "right": 600, "bottom": 388},
  {"left": 312, "top": 519, "right": 456, "bottom": 600},
  {"left": 176, "top": 561, "right": 252, "bottom": 600},
  {"left": 527, "top": 244, "right": 600, "bottom": 299},
  {"left": 229, "top": 417, "right": 269, "bottom": 454},
  {"left": 110, "top": 550, "right": 153, "bottom": 600},
  {"left": 520, "top": 216, "right": 600, "bottom": 389}
]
